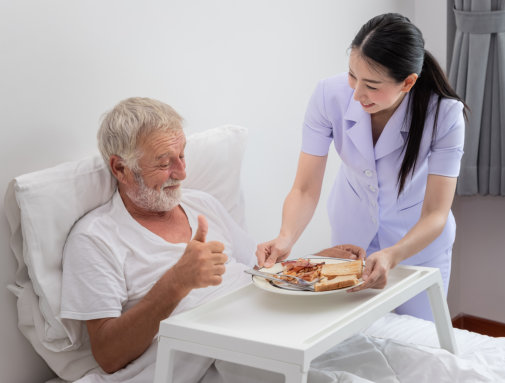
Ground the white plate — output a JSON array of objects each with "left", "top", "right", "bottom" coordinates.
[{"left": 251, "top": 257, "right": 364, "bottom": 296}]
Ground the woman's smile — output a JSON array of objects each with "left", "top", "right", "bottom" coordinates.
[{"left": 360, "top": 101, "right": 375, "bottom": 109}]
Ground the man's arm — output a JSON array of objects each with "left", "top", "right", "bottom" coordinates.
[
  {"left": 86, "top": 267, "right": 188, "bottom": 373},
  {"left": 86, "top": 215, "right": 227, "bottom": 373}
]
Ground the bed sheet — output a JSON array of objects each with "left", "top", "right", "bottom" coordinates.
[{"left": 46, "top": 313, "right": 505, "bottom": 383}]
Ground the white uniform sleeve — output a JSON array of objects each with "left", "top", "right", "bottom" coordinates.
[
  {"left": 61, "top": 232, "right": 127, "bottom": 320},
  {"left": 301, "top": 80, "right": 334, "bottom": 156},
  {"left": 428, "top": 100, "right": 465, "bottom": 177}
]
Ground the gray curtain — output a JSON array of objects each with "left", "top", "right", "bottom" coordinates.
[{"left": 449, "top": 0, "right": 505, "bottom": 196}]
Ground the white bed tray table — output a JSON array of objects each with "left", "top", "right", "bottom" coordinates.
[{"left": 154, "top": 265, "right": 457, "bottom": 383}]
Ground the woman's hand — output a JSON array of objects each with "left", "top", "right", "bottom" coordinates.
[
  {"left": 348, "top": 248, "right": 397, "bottom": 292},
  {"left": 256, "top": 236, "right": 293, "bottom": 268},
  {"left": 314, "top": 244, "right": 366, "bottom": 260}
]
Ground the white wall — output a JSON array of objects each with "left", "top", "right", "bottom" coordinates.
[
  {"left": 0, "top": 1, "right": 422, "bottom": 382},
  {"left": 413, "top": 0, "right": 447, "bottom": 69},
  {"left": 449, "top": 196, "right": 505, "bottom": 322}
]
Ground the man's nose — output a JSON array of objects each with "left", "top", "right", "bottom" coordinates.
[{"left": 171, "top": 159, "right": 186, "bottom": 180}]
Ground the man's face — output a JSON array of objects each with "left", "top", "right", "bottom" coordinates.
[{"left": 125, "top": 129, "right": 186, "bottom": 212}]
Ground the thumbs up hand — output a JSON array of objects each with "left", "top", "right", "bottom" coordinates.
[
  {"left": 173, "top": 215, "right": 228, "bottom": 290},
  {"left": 192, "top": 215, "right": 208, "bottom": 243}
]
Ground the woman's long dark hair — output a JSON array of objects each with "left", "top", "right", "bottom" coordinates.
[{"left": 351, "top": 13, "right": 468, "bottom": 195}]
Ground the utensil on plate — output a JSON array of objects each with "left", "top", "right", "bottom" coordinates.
[{"left": 244, "top": 269, "right": 319, "bottom": 291}]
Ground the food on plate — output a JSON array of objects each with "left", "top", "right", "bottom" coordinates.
[
  {"left": 280, "top": 258, "right": 363, "bottom": 291},
  {"left": 321, "top": 260, "right": 363, "bottom": 279},
  {"left": 281, "top": 258, "right": 322, "bottom": 282},
  {"left": 314, "top": 275, "right": 359, "bottom": 292}
]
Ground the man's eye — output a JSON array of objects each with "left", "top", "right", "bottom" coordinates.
[{"left": 159, "top": 163, "right": 170, "bottom": 168}]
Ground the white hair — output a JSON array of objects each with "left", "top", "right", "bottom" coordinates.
[{"left": 97, "top": 97, "right": 183, "bottom": 171}]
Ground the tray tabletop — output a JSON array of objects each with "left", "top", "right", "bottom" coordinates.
[{"left": 159, "top": 265, "right": 439, "bottom": 363}]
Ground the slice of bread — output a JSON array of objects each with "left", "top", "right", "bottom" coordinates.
[
  {"left": 321, "top": 260, "right": 363, "bottom": 279},
  {"left": 314, "top": 275, "right": 359, "bottom": 292}
]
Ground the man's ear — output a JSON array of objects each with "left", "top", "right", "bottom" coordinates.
[
  {"left": 109, "top": 155, "right": 130, "bottom": 184},
  {"left": 401, "top": 73, "right": 418, "bottom": 93}
]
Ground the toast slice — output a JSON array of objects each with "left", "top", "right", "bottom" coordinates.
[
  {"left": 321, "top": 260, "right": 363, "bottom": 279},
  {"left": 314, "top": 275, "right": 359, "bottom": 292}
]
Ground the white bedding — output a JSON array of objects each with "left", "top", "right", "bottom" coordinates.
[
  {"left": 9, "top": 128, "right": 504, "bottom": 383},
  {"left": 46, "top": 312, "right": 505, "bottom": 383}
]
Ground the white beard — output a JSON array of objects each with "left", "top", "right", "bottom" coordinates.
[{"left": 126, "top": 174, "right": 182, "bottom": 212}]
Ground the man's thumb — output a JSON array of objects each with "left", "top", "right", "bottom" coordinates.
[{"left": 193, "top": 215, "right": 208, "bottom": 242}]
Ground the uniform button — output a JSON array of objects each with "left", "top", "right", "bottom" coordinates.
[
  {"left": 364, "top": 169, "right": 373, "bottom": 177},
  {"left": 368, "top": 185, "right": 377, "bottom": 192},
  {"left": 371, "top": 217, "right": 377, "bottom": 224},
  {"left": 371, "top": 201, "right": 377, "bottom": 208}
]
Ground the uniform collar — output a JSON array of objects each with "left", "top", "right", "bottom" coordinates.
[
  {"left": 344, "top": 92, "right": 411, "bottom": 161},
  {"left": 374, "top": 93, "right": 410, "bottom": 160},
  {"left": 343, "top": 97, "right": 375, "bottom": 164}
]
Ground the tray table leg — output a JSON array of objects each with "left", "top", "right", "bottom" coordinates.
[
  {"left": 426, "top": 276, "right": 458, "bottom": 354},
  {"left": 283, "top": 367, "right": 308, "bottom": 383},
  {"left": 155, "top": 336, "right": 308, "bottom": 383},
  {"left": 154, "top": 339, "right": 176, "bottom": 383}
]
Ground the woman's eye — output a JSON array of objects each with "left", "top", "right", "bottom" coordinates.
[
  {"left": 366, "top": 85, "right": 377, "bottom": 90},
  {"left": 159, "top": 163, "right": 170, "bottom": 169}
]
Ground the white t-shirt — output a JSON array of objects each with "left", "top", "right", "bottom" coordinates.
[{"left": 60, "top": 188, "right": 256, "bottom": 322}]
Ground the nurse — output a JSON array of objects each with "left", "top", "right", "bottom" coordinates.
[{"left": 256, "top": 13, "right": 467, "bottom": 320}]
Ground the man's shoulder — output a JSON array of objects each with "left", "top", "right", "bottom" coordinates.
[{"left": 68, "top": 195, "right": 116, "bottom": 238}]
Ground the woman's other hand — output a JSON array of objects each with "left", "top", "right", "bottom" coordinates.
[
  {"left": 314, "top": 244, "right": 366, "bottom": 260},
  {"left": 348, "top": 249, "right": 396, "bottom": 292},
  {"left": 256, "top": 236, "right": 292, "bottom": 268}
]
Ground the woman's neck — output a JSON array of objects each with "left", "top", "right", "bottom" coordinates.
[{"left": 370, "top": 93, "right": 406, "bottom": 145}]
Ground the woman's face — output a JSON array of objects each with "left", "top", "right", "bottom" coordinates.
[{"left": 347, "top": 49, "right": 410, "bottom": 117}]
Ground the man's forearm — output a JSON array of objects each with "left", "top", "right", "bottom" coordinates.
[{"left": 87, "top": 268, "right": 191, "bottom": 373}]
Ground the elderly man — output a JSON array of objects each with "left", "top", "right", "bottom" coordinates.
[
  {"left": 60, "top": 97, "right": 256, "bottom": 382},
  {"left": 61, "top": 97, "right": 370, "bottom": 383}
]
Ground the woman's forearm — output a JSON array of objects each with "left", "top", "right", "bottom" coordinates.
[
  {"left": 386, "top": 175, "right": 457, "bottom": 266},
  {"left": 278, "top": 152, "right": 327, "bottom": 246},
  {"left": 279, "top": 187, "right": 321, "bottom": 246},
  {"left": 386, "top": 211, "right": 448, "bottom": 266}
]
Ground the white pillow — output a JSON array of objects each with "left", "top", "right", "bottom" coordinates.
[
  {"left": 184, "top": 125, "right": 247, "bottom": 228},
  {"left": 4, "top": 125, "right": 248, "bottom": 381}
]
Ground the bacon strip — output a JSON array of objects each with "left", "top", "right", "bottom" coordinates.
[{"left": 281, "top": 259, "right": 325, "bottom": 281}]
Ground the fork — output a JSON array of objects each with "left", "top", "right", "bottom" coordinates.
[{"left": 244, "top": 269, "right": 320, "bottom": 290}]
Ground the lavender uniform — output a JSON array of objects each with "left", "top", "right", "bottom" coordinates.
[{"left": 301, "top": 73, "right": 465, "bottom": 320}]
